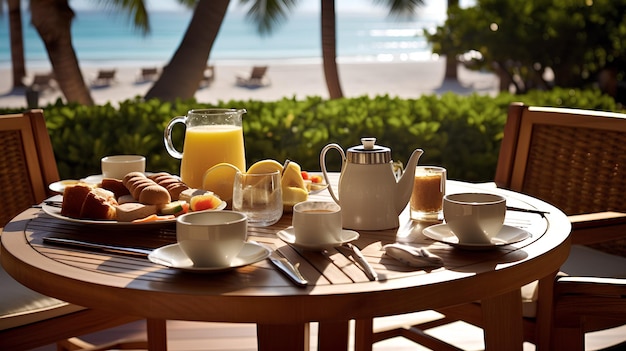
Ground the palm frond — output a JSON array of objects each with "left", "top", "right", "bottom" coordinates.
[
  {"left": 239, "top": 0, "right": 299, "bottom": 36},
  {"left": 97, "top": 0, "right": 151, "bottom": 35},
  {"left": 372, "top": 0, "right": 425, "bottom": 17}
]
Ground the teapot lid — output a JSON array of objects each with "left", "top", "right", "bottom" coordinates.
[{"left": 346, "top": 137, "right": 391, "bottom": 164}]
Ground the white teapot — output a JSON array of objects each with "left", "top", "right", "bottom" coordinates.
[{"left": 320, "top": 138, "right": 423, "bottom": 230}]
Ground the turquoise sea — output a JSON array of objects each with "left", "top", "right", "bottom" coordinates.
[{"left": 0, "top": 6, "right": 445, "bottom": 68}]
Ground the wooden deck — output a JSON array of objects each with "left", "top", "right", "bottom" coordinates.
[{"left": 30, "top": 311, "right": 626, "bottom": 350}]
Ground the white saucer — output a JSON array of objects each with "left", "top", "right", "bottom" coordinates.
[
  {"left": 148, "top": 242, "right": 270, "bottom": 273},
  {"left": 422, "top": 224, "right": 531, "bottom": 250},
  {"left": 276, "top": 226, "right": 360, "bottom": 251}
]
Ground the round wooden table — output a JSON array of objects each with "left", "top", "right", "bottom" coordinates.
[{"left": 1, "top": 179, "right": 570, "bottom": 351}]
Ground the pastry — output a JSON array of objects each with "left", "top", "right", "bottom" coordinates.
[
  {"left": 61, "top": 183, "right": 94, "bottom": 218},
  {"left": 79, "top": 188, "right": 118, "bottom": 220}
]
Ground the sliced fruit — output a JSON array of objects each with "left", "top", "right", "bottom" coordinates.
[
  {"left": 190, "top": 194, "right": 223, "bottom": 211},
  {"left": 282, "top": 186, "right": 308, "bottom": 211},
  {"left": 160, "top": 200, "right": 189, "bottom": 216},
  {"left": 202, "top": 163, "right": 240, "bottom": 204},
  {"left": 280, "top": 160, "right": 306, "bottom": 190},
  {"left": 310, "top": 174, "right": 323, "bottom": 183},
  {"left": 247, "top": 159, "right": 284, "bottom": 174}
]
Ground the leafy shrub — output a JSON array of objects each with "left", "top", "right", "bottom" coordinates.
[{"left": 0, "top": 88, "right": 620, "bottom": 182}]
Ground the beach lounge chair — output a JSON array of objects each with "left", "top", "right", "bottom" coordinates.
[
  {"left": 136, "top": 67, "right": 159, "bottom": 83},
  {"left": 236, "top": 66, "right": 270, "bottom": 88},
  {"left": 199, "top": 65, "right": 216, "bottom": 88},
  {"left": 91, "top": 69, "right": 117, "bottom": 87},
  {"left": 29, "top": 72, "right": 56, "bottom": 92}
]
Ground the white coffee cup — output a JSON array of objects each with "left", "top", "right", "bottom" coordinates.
[
  {"left": 443, "top": 193, "right": 506, "bottom": 244},
  {"left": 292, "top": 201, "right": 342, "bottom": 245},
  {"left": 176, "top": 211, "right": 247, "bottom": 267},
  {"left": 101, "top": 155, "right": 146, "bottom": 179}
]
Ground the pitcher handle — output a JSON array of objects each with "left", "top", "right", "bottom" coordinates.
[
  {"left": 164, "top": 116, "right": 186, "bottom": 159},
  {"left": 320, "top": 144, "right": 345, "bottom": 204}
]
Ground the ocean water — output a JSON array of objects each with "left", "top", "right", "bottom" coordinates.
[{"left": 0, "top": 7, "right": 444, "bottom": 68}]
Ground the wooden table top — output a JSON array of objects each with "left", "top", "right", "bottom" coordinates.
[{"left": 1, "top": 180, "right": 571, "bottom": 326}]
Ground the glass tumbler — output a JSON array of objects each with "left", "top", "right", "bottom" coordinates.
[
  {"left": 232, "top": 171, "right": 283, "bottom": 227},
  {"left": 410, "top": 166, "right": 446, "bottom": 221}
]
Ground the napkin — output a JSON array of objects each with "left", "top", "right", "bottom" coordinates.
[{"left": 383, "top": 243, "right": 444, "bottom": 269}]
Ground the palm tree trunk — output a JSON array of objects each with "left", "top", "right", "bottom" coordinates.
[
  {"left": 8, "top": 0, "right": 27, "bottom": 88},
  {"left": 321, "top": 0, "right": 343, "bottom": 99},
  {"left": 145, "top": 0, "right": 229, "bottom": 102},
  {"left": 443, "top": 0, "right": 459, "bottom": 80},
  {"left": 31, "top": 0, "right": 93, "bottom": 105}
]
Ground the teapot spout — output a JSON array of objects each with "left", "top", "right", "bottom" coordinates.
[{"left": 396, "top": 148, "right": 424, "bottom": 214}]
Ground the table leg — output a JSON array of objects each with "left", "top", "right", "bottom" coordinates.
[
  {"left": 353, "top": 319, "right": 374, "bottom": 351},
  {"left": 146, "top": 318, "right": 167, "bottom": 351},
  {"left": 257, "top": 323, "right": 310, "bottom": 351},
  {"left": 482, "top": 289, "right": 523, "bottom": 351},
  {"left": 318, "top": 320, "right": 350, "bottom": 351}
]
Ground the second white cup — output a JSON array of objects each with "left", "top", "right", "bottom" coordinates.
[
  {"left": 101, "top": 155, "right": 146, "bottom": 179},
  {"left": 443, "top": 193, "right": 506, "bottom": 244},
  {"left": 292, "top": 201, "right": 342, "bottom": 245}
]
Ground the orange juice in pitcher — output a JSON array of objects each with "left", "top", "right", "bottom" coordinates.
[{"left": 164, "top": 109, "right": 246, "bottom": 189}]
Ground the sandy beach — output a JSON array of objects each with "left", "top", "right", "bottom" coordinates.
[{"left": 0, "top": 59, "right": 499, "bottom": 108}]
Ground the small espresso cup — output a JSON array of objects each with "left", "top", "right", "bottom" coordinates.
[
  {"left": 176, "top": 211, "right": 247, "bottom": 267},
  {"left": 443, "top": 193, "right": 506, "bottom": 244},
  {"left": 101, "top": 155, "right": 146, "bottom": 179},
  {"left": 292, "top": 201, "right": 342, "bottom": 245}
]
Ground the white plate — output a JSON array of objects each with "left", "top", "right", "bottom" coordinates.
[
  {"left": 41, "top": 195, "right": 226, "bottom": 226},
  {"left": 422, "top": 224, "right": 531, "bottom": 250},
  {"left": 277, "top": 226, "right": 360, "bottom": 251},
  {"left": 148, "top": 242, "right": 271, "bottom": 273},
  {"left": 49, "top": 180, "right": 80, "bottom": 194}
]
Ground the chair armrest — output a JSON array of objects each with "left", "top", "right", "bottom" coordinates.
[
  {"left": 568, "top": 211, "right": 626, "bottom": 245},
  {"left": 556, "top": 276, "right": 626, "bottom": 297}
]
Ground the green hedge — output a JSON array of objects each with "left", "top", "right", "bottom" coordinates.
[{"left": 1, "top": 88, "right": 620, "bottom": 182}]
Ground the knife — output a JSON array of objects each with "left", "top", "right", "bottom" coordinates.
[
  {"left": 250, "top": 241, "right": 308, "bottom": 287},
  {"left": 342, "top": 242, "right": 378, "bottom": 281},
  {"left": 42, "top": 237, "right": 153, "bottom": 256},
  {"left": 506, "top": 206, "right": 550, "bottom": 216}
]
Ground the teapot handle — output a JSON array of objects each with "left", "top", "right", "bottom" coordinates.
[{"left": 320, "top": 144, "right": 345, "bottom": 204}]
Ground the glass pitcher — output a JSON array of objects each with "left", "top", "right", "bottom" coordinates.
[{"left": 164, "top": 109, "right": 246, "bottom": 188}]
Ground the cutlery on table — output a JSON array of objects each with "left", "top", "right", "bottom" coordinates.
[
  {"left": 42, "top": 237, "right": 152, "bottom": 256},
  {"left": 340, "top": 242, "right": 378, "bottom": 281},
  {"left": 506, "top": 206, "right": 550, "bottom": 216},
  {"left": 251, "top": 241, "right": 308, "bottom": 287}
]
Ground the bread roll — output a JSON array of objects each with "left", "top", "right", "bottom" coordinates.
[
  {"left": 147, "top": 172, "right": 189, "bottom": 200},
  {"left": 100, "top": 178, "right": 130, "bottom": 199},
  {"left": 138, "top": 185, "right": 171, "bottom": 205},
  {"left": 123, "top": 173, "right": 171, "bottom": 205}
]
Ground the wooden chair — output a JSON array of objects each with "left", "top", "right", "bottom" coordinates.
[
  {"left": 360, "top": 103, "right": 626, "bottom": 350},
  {"left": 235, "top": 66, "right": 270, "bottom": 88},
  {"left": 0, "top": 110, "right": 166, "bottom": 350}
]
